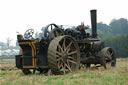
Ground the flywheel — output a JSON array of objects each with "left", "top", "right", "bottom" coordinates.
[{"left": 48, "top": 35, "right": 80, "bottom": 74}]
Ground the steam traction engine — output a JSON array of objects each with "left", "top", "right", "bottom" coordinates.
[{"left": 15, "top": 10, "right": 116, "bottom": 74}]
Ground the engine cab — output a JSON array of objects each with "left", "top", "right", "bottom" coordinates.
[{"left": 16, "top": 29, "right": 49, "bottom": 74}]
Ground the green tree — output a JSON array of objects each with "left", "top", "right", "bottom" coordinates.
[
  {"left": 97, "top": 22, "right": 109, "bottom": 33},
  {"left": 109, "top": 18, "right": 128, "bottom": 34}
]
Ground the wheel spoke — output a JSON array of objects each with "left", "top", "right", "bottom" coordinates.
[
  {"left": 110, "top": 51, "right": 113, "bottom": 57},
  {"left": 67, "top": 61, "right": 70, "bottom": 67},
  {"left": 67, "top": 59, "right": 77, "bottom": 64},
  {"left": 56, "top": 55, "right": 61, "bottom": 58},
  {"left": 56, "top": 57, "right": 62, "bottom": 61},
  {"left": 56, "top": 51, "right": 63, "bottom": 56},
  {"left": 62, "top": 38, "right": 66, "bottom": 50},
  {"left": 65, "top": 41, "right": 72, "bottom": 52},
  {"left": 61, "top": 64, "right": 66, "bottom": 74},
  {"left": 68, "top": 56, "right": 73, "bottom": 59},
  {"left": 107, "top": 51, "right": 111, "bottom": 57},
  {"left": 58, "top": 44, "right": 63, "bottom": 53},
  {"left": 107, "top": 51, "right": 113, "bottom": 60},
  {"left": 68, "top": 50, "right": 77, "bottom": 55},
  {"left": 66, "top": 48, "right": 70, "bottom": 53},
  {"left": 58, "top": 61, "right": 63, "bottom": 68},
  {"left": 65, "top": 63, "right": 72, "bottom": 72},
  {"left": 57, "top": 61, "right": 60, "bottom": 67}
]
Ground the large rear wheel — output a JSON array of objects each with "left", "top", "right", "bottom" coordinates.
[{"left": 48, "top": 36, "right": 80, "bottom": 74}]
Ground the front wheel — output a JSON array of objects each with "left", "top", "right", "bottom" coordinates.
[{"left": 100, "top": 47, "right": 116, "bottom": 69}]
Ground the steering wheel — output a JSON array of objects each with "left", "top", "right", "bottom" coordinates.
[{"left": 24, "top": 29, "right": 34, "bottom": 39}]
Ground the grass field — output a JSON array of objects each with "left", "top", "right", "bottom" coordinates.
[{"left": 0, "top": 59, "right": 128, "bottom": 85}]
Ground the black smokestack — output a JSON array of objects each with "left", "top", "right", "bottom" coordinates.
[{"left": 90, "top": 10, "right": 97, "bottom": 38}]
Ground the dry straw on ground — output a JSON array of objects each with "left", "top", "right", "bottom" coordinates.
[{"left": 0, "top": 58, "right": 128, "bottom": 85}]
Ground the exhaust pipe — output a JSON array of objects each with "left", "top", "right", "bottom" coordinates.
[{"left": 90, "top": 10, "right": 97, "bottom": 38}]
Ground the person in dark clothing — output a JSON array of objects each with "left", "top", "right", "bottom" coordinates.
[{"left": 76, "top": 22, "right": 88, "bottom": 38}]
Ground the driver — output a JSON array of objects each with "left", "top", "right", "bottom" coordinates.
[
  {"left": 76, "top": 22, "right": 88, "bottom": 38},
  {"left": 80, "top": 22, "right": 88, "bottom": 30}
]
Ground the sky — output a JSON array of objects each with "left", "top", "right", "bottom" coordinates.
[{"left": 0, "top": 0, "right": 127, "bottom": 46}]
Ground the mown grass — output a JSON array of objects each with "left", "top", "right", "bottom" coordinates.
[{"left": 0, "top": 59, "right": 128, "bottom": 85}]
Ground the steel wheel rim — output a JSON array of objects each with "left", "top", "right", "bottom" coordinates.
[
  {"left": 103, "top": 48, "right": 116, "bottom": 68},
  {"left": 48, "top": 36, "right": 80, "bottom": 74}
]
